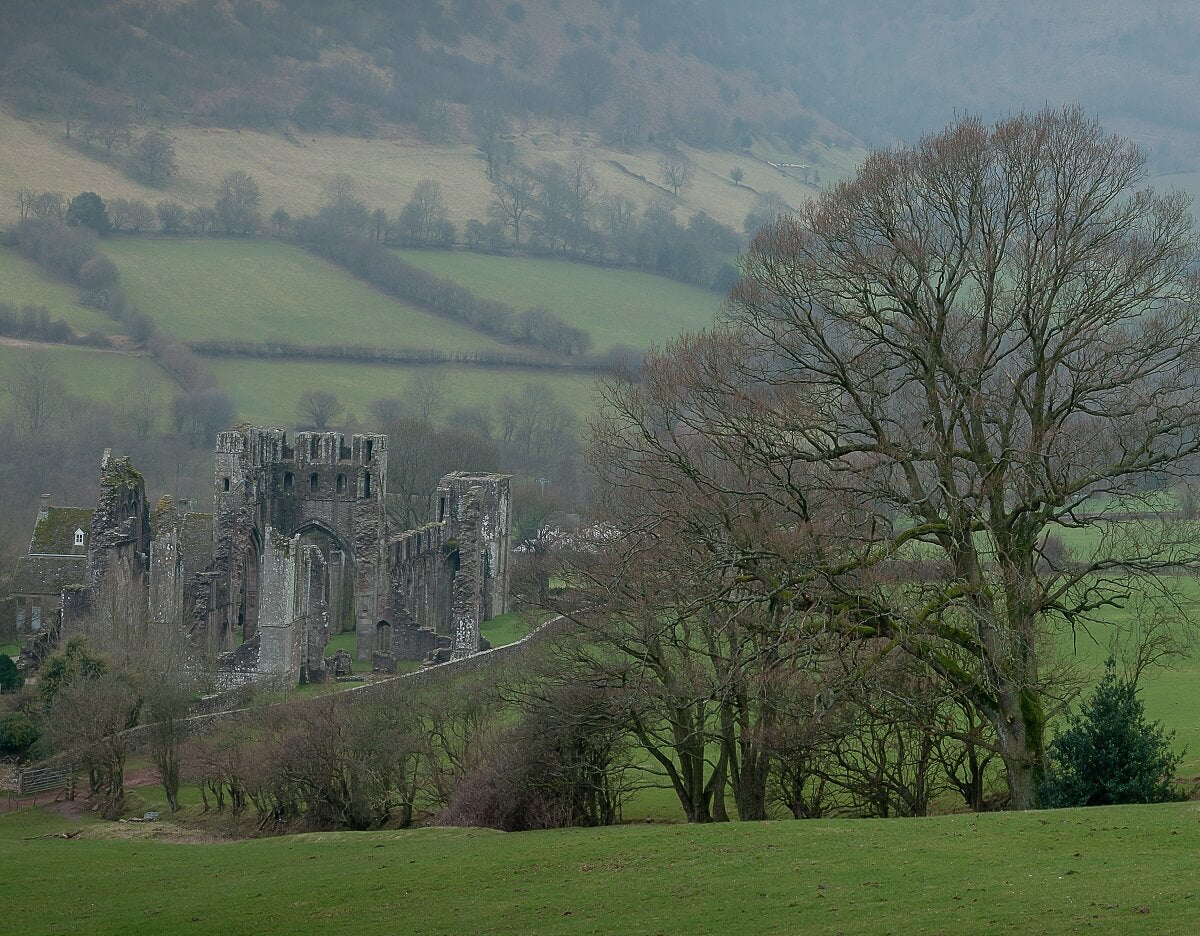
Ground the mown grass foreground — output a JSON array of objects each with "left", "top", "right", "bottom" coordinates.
[{"left": 3, "top": 802, "right": 1198, "bottom": 934}]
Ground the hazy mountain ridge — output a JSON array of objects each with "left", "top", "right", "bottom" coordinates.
[{"left": 0, "top": 0, "right": 837, "bottom": 152}]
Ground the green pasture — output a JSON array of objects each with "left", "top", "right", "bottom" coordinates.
[
  {"left": 1, "top": 642, "right": 18, "bottom": 658},
  {"left": 396, "top": 248, "right": 722, "bottom": 351},
  {"left": 209, "top": 357, "right": 599, "bottom": 426},
  {"left": 3, "top": 799, "right": 1199, "bottom": 935},
  {"left": 0, "top": 246, "right": 118, "bottom": 334},
  {"left": 102, "top": 238, "right": 506, "bottom": 353},
  {"left": 480, "top": 611, "right": 539, "bottom": 648},
  {"left": 0, "top": 342, "right": 174, "bottom": 407}
]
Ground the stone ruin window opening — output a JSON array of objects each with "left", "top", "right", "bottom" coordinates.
[
  {"left": 74, "top": 528, "right": 85, "bottom": 547},
  {"left": 364, "top": 440, "right": 374, "bottom": 463},
  {"left": 223, "top": 477, "right": 231, "bottom": 492},
  {"left": 310, "top": 436, "right": 320, "bottom": 459},
  {"left": 238, "top": 540, "right": 261, "bottom": 645},
  {"left": 362, "top": 472, "right": 372, "bottom": 498},
  {"left": 310, "top": 473, "right": 320, "bottom": 493},
  {"left": 284, "top": 472, "right": 294, "bottom": 492},
  {"left": 339, "top": 436, "right": 352, "bottom": 461},
  {"left": 336, "top": 474, "right": 346, "bottom": 494},
  {"left": 376, "top": 621, "right": 391, "bottom": 653},
  {"left": 439, "top": 496, "right": 447, "bottom": 522}
]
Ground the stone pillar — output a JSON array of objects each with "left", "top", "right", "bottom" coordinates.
[
  {"left": 449, "top": 487, "right": 484, "bottom": 661},
  {"left": 300, "top": 544, "right": 330, "bottom": 683},
  {"left": 255, "top": 528, "right": 301, "bottom": 683}
]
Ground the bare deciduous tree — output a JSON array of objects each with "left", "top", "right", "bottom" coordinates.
[
  {"left": 658, "top": 149, "right": 694, "bottom": 197},
  {"left": 471, "top": 102, "right": 510, "bottom": 181},
  {"left": 125, "top": 199, "right": 154, "bottom": 233},
  {"left": 50, "top": 671, "right": 140, "bottom": 819},
  {"left": 399, "top": 179, "right": 450, "bottom": 245},
  {"left": 131, "top": 130, "right": 177, "bottom": 184},
  {"left": 488, "top": 168, "right": 537, "bottom": 248},
  {"left": 592, "top": 107, "right": 1200, "bottom": 810},
  {"left": 215, "top": 170, "right": 262, "bottom": 235},
  {"left": 297, "top": 390, "right": 343, "bottom": 431},
  {"left": 6, "top": 351, "right": 66, "bottom": 437}
]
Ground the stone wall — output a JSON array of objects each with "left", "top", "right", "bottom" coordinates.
[{"left": 254, "top": 528, "right": 302, "bottom": 683}]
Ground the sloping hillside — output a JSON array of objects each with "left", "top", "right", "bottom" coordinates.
[
  {"left": 0, "top": 0, "right": 864, "bottom": 232},
  {"left": 0, "top": 106, "right": 856, "bottom": 233}
]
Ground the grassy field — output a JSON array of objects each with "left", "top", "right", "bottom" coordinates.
[
  {"left": 481, "top": 611, "right": 540, "bottom": 647},
  {"left": 102, "top": 238, "right": 505, "bottom": 353},
  {"left": 0, "top": 247, "right": 119, "bottom": 335},
  {"left": 210, "top": 357, "right": 599, "bottom": 425},
  {"left": 0, "top": 342, "right": 175, "bottom": 409},
  {"left": 0, "top": 108, "right": 855, "bottom": 235},
  {"left": 2, "top": 799, "right": 1198, "bottom": 934},
  {"left": 0, "top": 642, "right": 18, "bottom": 658},
  {"left": 397, "top": 248, "right": 722, "bottom": 350}
]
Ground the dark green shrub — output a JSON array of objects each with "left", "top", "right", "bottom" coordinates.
[
  {"left": 0, "top": 655, "right": 22, "bottom": 693},
  {"left": 66, "top": 191, "right": 111, "bottom": 233},
  {"left": 1038, "top": 659, "right": 1185, "bottom": 808},
  {"left": 0, "top": 712, "right": 38, "bottom": 759}
]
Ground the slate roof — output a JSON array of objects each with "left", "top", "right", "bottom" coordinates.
[
  {"left": 11, "top": 554, "right": 85, "bottom": 597},
  {"left": 29, "top": 507, "right": 94, "bottom": 556}
]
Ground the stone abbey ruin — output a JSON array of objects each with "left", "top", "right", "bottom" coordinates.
[{"left": 13, "top": 426, "right": 512, "bottom": 685}]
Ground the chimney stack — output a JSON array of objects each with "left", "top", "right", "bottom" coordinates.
[{"left": 38, "top": 494, "right": 50, "bottom": 519}]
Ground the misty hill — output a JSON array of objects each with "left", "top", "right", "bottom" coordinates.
[{"left": 0, "top": 0, "right": 834, "bottom": 153}]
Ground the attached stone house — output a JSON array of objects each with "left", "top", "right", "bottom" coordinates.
[{"left": 10, "top": 495, "right": 93, "bottom": 635}]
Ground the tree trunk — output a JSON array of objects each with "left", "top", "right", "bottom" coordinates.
[
  {"left": 992, "top": 686, "right": 1045, "bottom": 810},
  {"left": 732, "top": 748, "right": 770, "bottom": 820}
]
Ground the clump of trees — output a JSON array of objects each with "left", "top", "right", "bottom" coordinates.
[
  {"left": 215, "top": 170, "right": 262, "bottom": 235},
  {"left": 107, "top": 198, "right": 154, "bottom": 233},
  {"left": 297, "top": 178, "right": 591, "bottom": 357},
  {"left": 561, "top": 107, "right": 1200, "bottom": 814},
  {"left": 0, "top": 302, "right": 109, "bottom": 347},
  {"left": 468, "top": 157, "right": 740, "bottom": 291},
  {"left": 395, "top": 180, "right": 455, "bottom": 247},
  {"left": 370, "top": 374, "right": 579, "bottom": 528}
]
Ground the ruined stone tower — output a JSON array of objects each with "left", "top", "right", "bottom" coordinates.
[
  {"left": 41, "top": 427, "right": 511, "bottom": 686},
  {"left": 206, "top": 427, "right": 511, "bottom": 682},
  {"left": 209, "top": 427, "right": 388, "bottom": 656}
]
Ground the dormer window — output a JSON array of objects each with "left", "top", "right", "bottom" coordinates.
[{"left": 74, "top": 528, "right": 85, "bottom": 547}]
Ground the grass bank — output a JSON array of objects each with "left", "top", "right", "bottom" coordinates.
[{"left": 1, "top": 800, "right": 1196, "bottom": 934}]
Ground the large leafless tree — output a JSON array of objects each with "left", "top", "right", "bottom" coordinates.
[{"left": 589, "top": 107, "right": 1200, "bottom": 810}]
